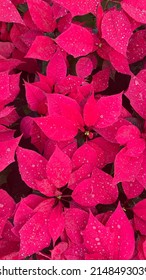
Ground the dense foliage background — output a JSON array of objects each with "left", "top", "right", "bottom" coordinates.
[{"left": 0, "top": 0, "right": 146, "bottom": 259}]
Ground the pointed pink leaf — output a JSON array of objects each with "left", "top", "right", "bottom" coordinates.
[
  {"left": 109, "top": 49, "right": 131, "bottom": 75},
  {"left": 25, "top": 82, "right": 47, "bottom": 115},
  {"left": 25, "top": 36, "right": 57, "bottom": 61},
  {"left": 115, "top": 124, "right": 140, "bottom": 145},
  {"left": 46, "top": 146, "right": 72, "bottom": 188},
  {"left": 19, "top": 212, "right": 51, "bottom": 258},
  {"left": 106, "top": 203, "right": 135, "bottom": 259},
  {"left": 0, "top": 189, "right": 15, "bottom": 237},
  {"left": 27, "top": 0, "right": 56, "bottom": 32},
  {"left": 0, "top": 136, "right": 21, "bottom": 172},
  {"left": 56, "top": 24, "right": 94, "bottom": 58},
  {"left": 72, "top": 168, "right": 118, "bottom": 207},
  {"left": 0, "top": 0, "right": 24, "bottom": 24},
  {"left": 64, "top": 243, "right": 86, "bottom": 260},
  {"left": 101, "top": 8, "right": 132, "bottom": 56},
  {"left": 76, "top": 57, "right": 93, "bottom": 78},
  {"left": 125, "top": 75, "right": 146, "bottom": 119},
  {"left": 83, "top": 212, "right": 114, "bottom": 259},
  {"left": 127, "top": 30, "right": 146, "bottom": 63},
  {"left": 51, "top": 242, "right": 68, "bottom": 260},
  {"left": 55, "top": 75, "right": 82, "bottom": 95},
  {"left": 136, "top": 149, "right": 146, "bottom": 188},
  {"left": 35, "top": 115, "right": 78, "bottom": 141},
  {"left": 113, "top": 147, "right": 143, "bottom": 184},
  {"left": 48, "top": 203, "right": 65, "bottom": 243},
  {"left": 52, "top": 0, "right": 99, "bottom": 16},
  {"left": 83, "top": 94, "right": 99, "bottom": 126},
  {"left": 121, "top": 0, "right": 146, "bottom": 24},
  {"left": 126, "top": 138, "right": 145, "bottom": 157},
  {"left": 17, "top": 147, "right": 47, "bottom": 189},
  {"left": 122, "top": 180, "right": 144, "bottom": 199},
  {"left": 64, "top": 208, "right": 88, "bottom": 244},
  {"left": 72, "top": 143, "right": 99, "bottom": 169},
  {"left": 46, "top": 49, "right": 67, "bottom": 83},
  {"left": 95, "top": 93, "right": 122, "bottom": 128},
  {"left": 92, "top": 68, "right": 110, "bottom": 92}
]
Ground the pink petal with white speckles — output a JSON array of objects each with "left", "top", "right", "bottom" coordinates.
[
  {"left": 0, "top": 136, "right": 21, "bottom": 172},
  {"left": 72, "top": 168, "right": 118, "bottom": 207},
  {"left": 35, "top": 115, "right": 78, "bottom": 141},
  {"left": 27, "top": 0, "right": 56, "bottom": 32},
  {"left": 0, "top": 0, "right": 24, "bottom": 24},
  {"left": 83, "top": 94, "right": 99, "bottom": 127},
  {"left": 0, "top": 189, "right": 15, "bottom": 237},
  {"left": 113, "top": 147, "right": 143, "bottom": 184},
  {"left": 25, "top": 36, "right": 57, "bottom": 61},
  {"left": 17, "top": 147, "right": 47, "bottom": 189},
  {"left": 48, "top": 203, "right": 65, "bottom": 243},
  {"left": 19, "top": 212, "right": 51, "bottom": 258},
  {"left": 122, "top": 180, "right": 144, "bottom": 199},
  {"left": 56, "top": 24, "right": 94, "bottom": 58},
  {"left": 115, "top": 124, "right": 140, "bottom": 145},
  {"left": 83, "top": 212, "right": 114, "bottom": 259},
  {"left": 101, "top": 8, "right": 132, "bottom": 56},
  {"left": 76, "top": 57, "right": 93, "bottom": 78},
  {"left": 127, "top": 30, "right": 146, "bottom": 64},
  {"left": 64, "top": 208, "right": 88, "bottom": 244},
  {"left": 25, "top": 82, "right": 47, "bottom": 115},
  {"left": 109, "top": 49, "right": 131, "bottom": 75},
  {"left": 92, "top": 68, "right": 110, "bottom": 92},
  {"left": 52, "top": 0, "right": 99, "bottom": 16},
  {"left": 47, "top": 49, "right": 67, "bottom": 83},
  {"left": 121, "top": 0, "right": 146, "bottom": 24},
  {"left": 94, "top": 93, "right": 122, "bottom": 128},
  {"left": 136, "top": 149, "right": 146, "bottom": 188},
  {"left": 106, "top": 203, "right": 135, "bottom": 259},
  {"left": 46, "top": 146, "right": 72, "bottom": 188},
  {"left": 125, "top": 75, "right": 146, "bottom": 119}
]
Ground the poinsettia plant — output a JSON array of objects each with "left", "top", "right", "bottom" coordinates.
[{"left": 0, "top": 0, "right": 146, "bottom": 260}]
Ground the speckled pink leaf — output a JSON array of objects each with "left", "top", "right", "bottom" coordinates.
[
  {"left": 48, "top": 203, "right": 65, "bottom": 243},
  {"left": 19, "top": 212, "right": 51, "bottom": 258},
  {"left": 52, "top": 0, "right": 99, "bottom": 16},
  {"left": 51, "top": 242, "right": 68, "bottom": 260},
  {"left": 0, "top": 42, "right": 14, "bottom": 58},
  {"left": 109, "top": 49, "right": 131, "bottom": 74},
  {"left": 0, "top": 136, "right": 21, "bottom": 172},
  {"left": 95, "top": 118, "right": 130, "bottom": 143},
  {"left": 57, "top": 13, "right": 72, "bottom": 33},
  {"left": 101, "top": 8, "right": 132, "bottom": 56},
  {"left": 46, "top": 49, "right": 67, "bottom": 83},
  {"left": 35, "top": 115, "right": 78, "bottom": 141},
  {"left": 13, "top": 200, "right": 34, "bottom": 236},
  {"left": 0, "top": 189, "right": 15, "bottom": 237},
  {"left": 90, "top": 137, "right": 119, "bottom": 165},
  {"left": 121, "top": 0, "right": 146, "bottom": 24},
  {"left": 16, "top": 147, "right": 47, "bottom": 189},
  {"left": 106, "top": 203, "right": 135, "bottom": 259},
  {"left": 27, "top": 0, "right": 56, "bottom": 32},
  {"left": 127, "top": 30, "right": 146, "bottom": 64},
  {"left": 95, "top": 93, "right": 122, "bottom": 128},
  {"left": 113, "top": 147, "right": 143, "bottom": 184},
  {"left": 0, "top": 0, "right": 24, "bottom": 24},
  {"left": 83, "top": 94, "right": 98, "bottom": 126},
  {"left": 64, "top": 208, "right": 88, "bottom": 244},
  {"left": 123, "top": 180, "right": 144, "bottom": 199},
  {"left": 76, "top": 57, "right": 93, "bottom": 78},
  {"left": 0, "top": 106, "right": 19, "bottom": 126},
  {"left": 83, "top": 212, "right": 114, "bottom": 259},
  {"left": 64, "top": 242, "right": 86, "bottom": 260},
  {"left": 92, "top": 68, "right": 110, "bottom": 92},
  {"left": 126, "top": 138, "right": 145, "bottom": 157},
  {"left": 134, "top": 200, "right": 146, "bottom": 235},
  {"left": 72, "top": 168, "right": 118, "bottom": 207},
  {"left": 25, "top": 36, "right": 57, "bottom": 61},
  {"left": 125, "top": 75, "right": 146, "bottom": 119},
  {"left": 72, "top": 143, "right": 99, "bottom": 169},
  {"left": 56, "top": 24, "right": 94, "bottom": 58},
  {"left": 0, "top": 222, "right": 19, "bottom": 260},
  {"left": 55, "top": 75, "right": 82, "bottom": 95},
  {"left": 136, "top": 149, "right": 146, "bottom": 188},
  {"left": 115, "top": 124, "right": 140, "bottom": 145},
  {"left": 25, "top": 82, "right": 47, "bottom": 115},
  {"left": 46, "top": 146, "right": 72, "bottom": 188},
  {"left": 68, "top": 163, "right": 94, "bottom": 190}
]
